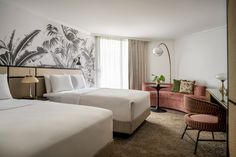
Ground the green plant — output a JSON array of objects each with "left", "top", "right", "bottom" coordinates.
[{"left": 152, "top": 74, "right": 165, "bottom": 84}]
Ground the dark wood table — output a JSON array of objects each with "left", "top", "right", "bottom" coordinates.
[{"left": 151, "top": 84, "right": 169, "bottom": 113}]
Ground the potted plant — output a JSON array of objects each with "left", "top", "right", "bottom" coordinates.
[{"left": 152, "top": 74, "right": 165, "bottom": 85}]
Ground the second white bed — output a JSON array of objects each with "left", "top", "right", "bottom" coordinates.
[{"left": 44, "top": 88, "right": 150, "bottom": 134}]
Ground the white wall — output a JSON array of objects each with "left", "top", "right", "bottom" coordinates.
[
  {"left": 174, "top": 26, "right": 227, "bottom": 88},
  {"left": 147, "top": 40, "right": 175, "bottom": 83}
]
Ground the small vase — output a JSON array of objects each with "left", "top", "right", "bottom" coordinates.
[{"left": 156, "top": 80, "right": 160, "bottom": 85}]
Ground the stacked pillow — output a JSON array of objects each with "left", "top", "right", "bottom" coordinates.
[
  {"left": 44, "top": 74, "right": 87, "bottom": 93},
  {"left": 0, "top": 74, "right": 12, "bottom": 99},
  {"left": 171, "top": 79, "right": 195, "bottom": 94},
  {"left": 70, "top": 74, "right": 87, "bottom": 89}
]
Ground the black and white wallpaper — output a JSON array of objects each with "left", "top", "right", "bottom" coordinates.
[{"left": 0, "top": 2, "right": 95, "bottom": 86}]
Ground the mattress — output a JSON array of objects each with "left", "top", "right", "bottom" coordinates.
[
  {"left": 0, "top": 99, "right": 113, "bottom": 157},
  {"left": 44, "top": 88, "right": 150, "bottom": 122}
]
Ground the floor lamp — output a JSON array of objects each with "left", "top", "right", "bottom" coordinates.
[{"left": 152, "top": 43, "right": 172, "bottom": 83}]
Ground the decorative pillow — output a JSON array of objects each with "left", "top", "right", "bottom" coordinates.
[
  {"left": 179, "top": 80, "right": 195, "bottom": 94},
  {"left": 70, "top": 74, "right": 87, "bottom": 89},
  {"left": 50, "top": 75, "right": 74, "bottom": 93},
  {"left": 171, "top": 79, "right": 181, "bottom": 92},
  {"left": 0, "top": 74, "right": 12, "bottom": 99},
  {"left": 44, "top": 75, "right": 52, "bottom": 93}
]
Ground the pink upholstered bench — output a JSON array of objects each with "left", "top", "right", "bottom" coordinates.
[{"left": 142, "top": 82, "right": 207, "bottom": 113}]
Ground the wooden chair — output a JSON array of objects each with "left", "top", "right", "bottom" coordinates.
[{"left": 181, "top": 95, "right": 226, "bottom": 154}]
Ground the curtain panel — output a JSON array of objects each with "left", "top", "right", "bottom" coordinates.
[
  {"left": 96, "top": 37, "right": 128, "bottom": 89},
  {"left": 128, "top": 40, "right": 148, "bottom": 90}
]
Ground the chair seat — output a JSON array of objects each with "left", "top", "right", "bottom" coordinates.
[
  {"left": 189, "top": 114, "right": 218, "bottom": 123},
  {"left": 185, "top": 114, "right": 220, "bottom": 131}
]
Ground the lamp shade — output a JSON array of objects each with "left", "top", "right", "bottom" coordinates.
[
  {"left": 152, "top": 47, "right": 164, "bottom": 56},
  {"left": 21, "top": 75, "right": 39, "bottom": 84},
  {"left": 215, "top": 73, "right": 227, "bottom": 81}
]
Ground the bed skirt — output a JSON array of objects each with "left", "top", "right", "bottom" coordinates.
[{"left": 113, "top": 108, "right": 150, "bottom": 134}]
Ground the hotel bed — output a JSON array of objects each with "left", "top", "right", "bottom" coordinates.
[
  {"left": 44, "top": 87, "right": 150, "bottom": 134},
  {"left": 0, "top": 99, "right": 113, "bottom": 157}
]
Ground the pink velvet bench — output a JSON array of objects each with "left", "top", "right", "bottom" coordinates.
[{"left": 142, "top": 82, "right": 207, "bottom": 113}]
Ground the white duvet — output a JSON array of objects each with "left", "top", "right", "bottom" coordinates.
[
  {"left": 0, "top": 99, "right": 113, "bottom": 157},
  {"left": 44, "top": 88, "right": 150, "bottom": 122}
]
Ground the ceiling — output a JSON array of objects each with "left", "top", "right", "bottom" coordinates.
[{"left": 5, "top": 0, "right": 226, "bottom": 40}]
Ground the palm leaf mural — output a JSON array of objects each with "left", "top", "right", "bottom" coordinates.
[
  {"left": 15, "top": 47, "right": 48, "bottom": 66},
  {"left": 12, "top": 30, "right": 41, "bottom": 63},
  {"left": 0, "top": 29, "right": 48, "bottom": 66}
]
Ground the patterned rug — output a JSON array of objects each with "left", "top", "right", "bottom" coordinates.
[{"left": 112, "top": 109, "right": 226, "bottom": 157}]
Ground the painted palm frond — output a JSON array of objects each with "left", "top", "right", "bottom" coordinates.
[
  {"left": 46, "top": 24, "right": 59, "bottom": 36},
  {"left": 0, "top": 40, "right": 8, "bottom": 50},
  {"left": 61, "top": 25, "right": 76, "bottom": 42},
  {"left": 51, "top": 52, "right": 65, "bottom": 68},
  {"left": 12, "top": 30, "right": 41, "bottom": 63},
  {"left": 42, "top": 40, "right": 50, "bottom": 49},
  {"left": 43, "top": 37, "right": 59, "bottom": 49},
  {"left": 15, "top": 47, "right": 48, "bottom": 66},
  {"left": 0, "top": 52, "right": 12, "bottom": 65},
  {"left": 7, "top": 30, "right": 15, "bottom": 51},
  {"left": 50, "top": 37, "right": 59, "bottom": 47}
]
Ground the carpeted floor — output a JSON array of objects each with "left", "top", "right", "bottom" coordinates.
[{"left": 112, "top": 109, "right": 226, "bottom": 157}]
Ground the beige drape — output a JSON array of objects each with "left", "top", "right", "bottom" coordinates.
[{"left": 128, "top": 40, "right": 148, "bottom": 90}]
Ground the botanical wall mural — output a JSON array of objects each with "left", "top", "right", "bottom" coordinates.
[{"left": 0, "top": 24, "right": 95, "bottom": 86}]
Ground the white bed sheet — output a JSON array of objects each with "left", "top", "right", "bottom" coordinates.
[
  {"left": 0, "top": 99, "right": 113, "bottom": 157},
  {"left": 44, "top": 88, "right": 150, "bottom": 122}
]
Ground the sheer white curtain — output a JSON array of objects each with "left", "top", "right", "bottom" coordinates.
[{"left": 96, "top": 37, "right": 128, "bottom": 89}]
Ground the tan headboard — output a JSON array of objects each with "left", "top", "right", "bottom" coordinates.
[
  {"left": 0, "top": 67, "right": 7, "bottom": 74},
  {"left": 1, "top": 66, "right": 82, "bottom": 98},
  {"left": 36, "top": 68, "right": 81, "bottom": 76},
  {"left": 36, "top": 68, "right": 81, "bottom": 97},
  {"left": 5, "top": 67, "right": 36, "bottom": 98}
]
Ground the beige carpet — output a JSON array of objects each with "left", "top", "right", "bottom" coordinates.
[{"left": 112, "top": 109, "right": 226, "bottom": 157}]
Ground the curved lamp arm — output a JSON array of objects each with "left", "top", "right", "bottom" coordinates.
[{"left": 159, "top": 43, "right": 172, "bottom": 83}]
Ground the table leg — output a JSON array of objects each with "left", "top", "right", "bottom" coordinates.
[{"left": 151, "top": 88, "right": 166, "bottom": 113}]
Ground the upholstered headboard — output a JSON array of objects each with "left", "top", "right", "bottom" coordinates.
[
  {"left": 35, "top": 68, "right": 81, "bottom": 97},
  {"left": 0, "top": 66, "right": 81, "bottom": 98}
]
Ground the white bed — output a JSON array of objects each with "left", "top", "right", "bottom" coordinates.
[
  {"left": 0, "top": 99, "right": 113, "bottom": 157},
  {"left": 44, "top": 88, "right": 150, "bottom": 134}
]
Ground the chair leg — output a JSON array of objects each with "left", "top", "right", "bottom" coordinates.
[
  {"left": 212, "top": 132, "right": 215, "bottom": 140},
  {"left": 194, "top": 130, "right": 201, "bottom": 155},
  {"left": 181, "top": 124, "right": 188, "bottom": 139}
]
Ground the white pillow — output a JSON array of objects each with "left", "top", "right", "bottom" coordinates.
[
  {"left": 50, "top": 75, "right": 73, "bottom": 93},
  {"left": 0, "top": 74, "right": 12, "bottom": 99},
  {"left": 70, "top": 74, "right": 87, "bottom": 89},
  {"left": 44, "top": 75, "right": 52, "bottom": 93}
]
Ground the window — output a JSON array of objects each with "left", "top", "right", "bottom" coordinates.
[{"left": 96, "top": 37, "right": 128, "bottom": 89}]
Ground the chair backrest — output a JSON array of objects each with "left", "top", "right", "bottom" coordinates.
[{"left": 184, "top": 95, "right": 226, "bottom": 131}]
